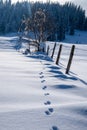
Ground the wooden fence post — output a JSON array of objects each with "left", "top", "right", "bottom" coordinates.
[
  {"left": 66, "top": 45, "right": 75, "bottom": 74},
  {"left": 47, "top": 45, "right": 50, "bottom": 55},
  {"left": 56, "top": 44, "right": 62, "bottom": 65},
  {"left": 51, "top": 42, "right": 56, "bottom": 59},
  {"left": 42, "top": 47, "right": 45, "bottom": 52}
]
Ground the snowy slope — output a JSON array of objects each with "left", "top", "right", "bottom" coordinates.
[
  {"left": 0, "top": 35, "right": 87, "bottom": 130},
  {"left": 64, "top": 30, "right": 87, "bottom": 44}
]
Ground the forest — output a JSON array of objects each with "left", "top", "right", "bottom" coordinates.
[{"left": 0, "top": 0, "right": 87, "bottom": 41}]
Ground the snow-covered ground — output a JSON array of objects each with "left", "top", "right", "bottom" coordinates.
[
  {"left": 64, "top": 30, "right": 87, "bottom": 44},
  {"left": 0, "top": 33, "right": 87, "bottom": 130}
]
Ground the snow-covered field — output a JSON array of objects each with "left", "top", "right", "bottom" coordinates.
[{"left": 0, "top": 33, "right": 87, "bottom": 130}]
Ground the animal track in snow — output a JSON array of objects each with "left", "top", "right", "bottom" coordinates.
[
  {"left": 51, "top": 126, "right": 59, "bottom": 130},
  {"left": 45, "top": 111, "right": 50, "bottom": 115},
  {"left": 44, "top": 93, "right": 50, "bottom": 96},
  {"left": 45, "top": 108, "right": 54, "bottom": 115},
  {"left": 41, "top": 80, "right": 45, "bottom": 83},
  {"left": 44, "top": 101, "right": 51, "bottom": 105},
  {"left": 40, "top": 75, "right": 44, "bottom": 78},
  {"left": 48, "top": 108, "right": 54, "bottom": 113},
  {"left": 39, "top": 72, "right": 43, "bottom": 75},
  {"left": 42, "top": 86, "right": 47, "bottom": 90}
]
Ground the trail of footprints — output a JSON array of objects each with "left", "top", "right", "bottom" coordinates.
[
  {"left": 39, "top": 71, "right": 54, "bottom": 116},
  {"left": 39, "top": 61, "right": 59, "bottom": 130}
]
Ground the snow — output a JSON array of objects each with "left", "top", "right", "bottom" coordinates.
[
  {"left": 0, "top": 32, "right": 87, "bottom": 130},
  {"left": 64, "top": 30, "right": 87, "bottom": 44}
]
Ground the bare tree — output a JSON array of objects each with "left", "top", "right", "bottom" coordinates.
[
  {"left": 34, "top": 8, "right": 46, "bottom": 42},
  {"left": 21, "top": 8, "right": 46, "bottom": 51}
]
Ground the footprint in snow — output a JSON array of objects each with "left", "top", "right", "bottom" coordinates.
[
  {"left": 52, "top": 126, "right": 59, "bottom": 130},
  {"left": 45, "top": 111, "right": 50, "bottom": 115},
  {"left": 44, "top": 101, "right": 51, "bottom": 105},
  {"left": 39, "top": 72, "right": 43, "bottom": 75},
  {"left": 49, "top": 108, "right": 54, "bottom": 113},
  {"left": 45, "top": 108, "right": 54, "bottom": 115},
  {"left": 41, "top": 80, "right": 45, "bottom": 83},
  {"left": 44, "top": 93, "right": 50, "bottom": 96},
  {"left": 40, "top": 75, "right": 44, "bottom": 78},
  {"left": 42, "top": 86, "right": 47, "bottom": 90}
]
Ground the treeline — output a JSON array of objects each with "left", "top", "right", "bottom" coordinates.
[
  {"left": 0, "top": 0, "right": 87, "bottom": 41},
  {"left": 0, "top": 0, "right": 30, "bottom": 34}
]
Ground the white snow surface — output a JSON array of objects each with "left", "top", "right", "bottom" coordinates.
[
  {"left": 64, "top": 30, "right": 87, "bottom": 44},
  {"left": 0, "top": 34, "right": 87, "bottom": 130}
]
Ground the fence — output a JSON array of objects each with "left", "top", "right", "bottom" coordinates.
[
  {"left": 18, "top": 34, "right": 75, "bottom": 74},
  {"left": 46, "top": 43, "right": 75, "bottom": 74}
]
